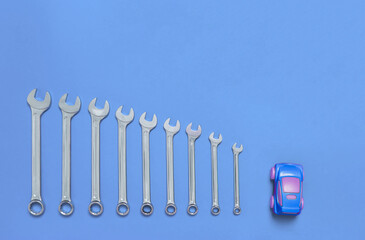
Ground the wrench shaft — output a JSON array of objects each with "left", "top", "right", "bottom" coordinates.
[
  {"left": 91, "top": 117, "right": 101, "bottom": 202},
  {"left": 142, "top": 128, "right": 151, "bottom": 203},
  {"left": 31, "top": 110, "right": 42, "bottom": 201},
  {"left": 61, "top": 114, "right": 72, "bottom": 201},
  {"left": 234, "top": 153, "right": 240, "bottom": 208},
  {"left": 166, "top": 134, "right": 175, "bottom": 204},
  {"left": 211, "top": 145, "right": 219, "bottom": 207},
  {"left": 118, "top": 123, "right": 127, "bottom": 203},
  {"left": 188, "top": 137, "right": 196, "bottom": 205}
]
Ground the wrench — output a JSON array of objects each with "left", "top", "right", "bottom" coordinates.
[
  {"left": 232, "top": 143, "right": 243, "bottom": 215},
  {"left": 139, "top": 112, "right": 157, "bottom": 216},
  {"left": 115, "top": 106, "right": 134, "bottom": 216},
  {"left": 27, "top": 89, "right": 51, "bottom": 216},
  {"left": 58, "top": 94, "right": 80, "bottom": 216},
  {"left": 88, "top": 98, "right": 109, "bottom": 216},
  {"left": 186, "top": 123, "right": 201, "bottom": 216},
  {"left": 163, "top": 118, "right": 180, "bottom": 216},
  {"left": 209, "top": 132, "right": 222, "bottom": 216}
]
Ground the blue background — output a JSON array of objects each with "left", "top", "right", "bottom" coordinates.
[{"left": 1, "top": 0, "right": 364, "bottom": 239}]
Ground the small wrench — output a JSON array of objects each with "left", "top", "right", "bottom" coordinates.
[
  {"left": 209, "top": 132, "right": 222, "bottom": 216},
  {"left": 232, "top": 143, "right": 243, "bottom": 215},
  {"left": 88, "top": 98, "right": 109, "bottom": 216},
  {"left": 115, "top": 106, "right": 134, "bottom": 216},
  {"left": 163, "top": 118, "right": 180, "bottom": 216},
  {"left": 27, "top": 89, "right": 51, "bottom": 216},
  {"left": 139, "top": 112, "right": 157, "bottom": 216},
  {"left": 58, "top": 94, "right": 81, "bottom": 216},
  {"left": 186, "top": 123, "right": 201, "bottom": 216}
]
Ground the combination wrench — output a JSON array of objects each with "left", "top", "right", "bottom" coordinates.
[
  {"left": 209, "top": 132, "right": 222, "bottom": 216},
  {"left": 232, "top": 143, "right": 243, "bottom": 215},
  {"left": 115, "top": 106, "right": 134, "bottom": 216},
  {"left": 139, "top": 112, "right": 157, "bottom": 216},
  {"left": 186, "top": 123, "right": 201, "bottom": 216},
  {"left": 27, "top": 89, "right": 51, "bottom": 216},
  {"left": 88, "top": 98, "right": 109, "bottom": 216},
  {"left": 163, "top": 118, "right": 180, "bottom": 216},
  {"left": 58, "top": 94, "right": 80, "bottom": 216}
]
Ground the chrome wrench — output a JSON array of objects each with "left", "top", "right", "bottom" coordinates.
[
  {"left": 139, "top": 112, "right": 157, "bottom": 216},
  {"left": 27, "top": 89, "right": 51, "bottom": 216},
  {"left": 58, "top": 94, "right": 80, "bottom": 216},
  {"left": 186, "top": 123, "right": 201, "bottom": 216},
  {"left": 209, "top": 132, "right": 222, "bottom": 216},
  {"left": 88, "top": 98, "right": 109, "bottom": 216},
  {"left": 115, "top": 106, "right": 134, "bottom": 216},
  {"left": 163, "top": 118, "right": 180, "bottom": 216},
  {"left": 232, "top": 143, "right": 243, "bottom": 215}
]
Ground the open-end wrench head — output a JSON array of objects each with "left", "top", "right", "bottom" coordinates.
[
  {"left": 88, "top": 98, "right": 109, "bottom": 118},
  {"left": 232, "top": 143, "right": 243, "bottom": 154},
  {"left": 163, "top": 118, "right": 180, "bottom": 134},
  {"left": 115, "top": 106, "right": 134, "bottom": 124},
  {"left": 139, "top": 112, "right": 157, "bottom": 130},
  {"left": 186, "top": 123, "right": 202, "bottom": 139},
  {"left": 209, "top": 132, "right": 222, "bottom": 145},
  {"left": 27, "top": 89, "right": 51, "bottom": 111},
  {"left": 59, "top": 94, "right": 81, "bottom": 114}
]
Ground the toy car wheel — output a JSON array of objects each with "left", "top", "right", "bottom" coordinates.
[
  {"left": 301, "top": 198, "right": 304, "bottom": 209},
  {"left": 270, "top": 196, "right": 274, "bottom": 209},
  {"left": 270, "top": 167, "right": 275, "bottom": 180}
]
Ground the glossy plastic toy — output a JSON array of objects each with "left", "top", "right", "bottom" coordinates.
[{"left": 270, "top": 163, "right": 303, "bottom": 215}]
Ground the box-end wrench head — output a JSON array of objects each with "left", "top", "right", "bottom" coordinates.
[
  {"left": 232, "top": 143, "right": 243, "bottom": 215},
  {"left": 163, "top": 118, "right": 180, "bottom": 216},
  {"left": 58, "top": 94, "right": 81, "bottom": 216},
  {"left": 186, "top": 123, "right": 201, "bottom": 216},
  {"left": 27, "top": 89, "right": 51, "bottom": 216},
  {"left": 116, "top": 106, "right": 134, "bottom": 216},
  {"left": 88, "top": 98, "right": 109, "bottom": 216},
  {"left": 209, "top": 132, "right": 222, "bottom": 216},
  {"left": 139, "top": 112, "right": 157, "bottom": 216}
]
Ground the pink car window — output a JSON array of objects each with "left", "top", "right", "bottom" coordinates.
[
  {"left": 277, "top": 181, "right": 282, "bottom": 206},
  {"left": 282, "top": 177, "right": 300, "bottom": 193}
]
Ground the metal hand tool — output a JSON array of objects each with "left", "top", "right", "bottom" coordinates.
[
  {"left": 139, "top": 112, "right": 157, "bottom": 216},
  {"left": 115, "top": 106, "right": 134, "bottom": 216},
  {"left": 88, "top": 98, "right": 109, "bottom": 216},
  {"left": 232, "top": 143, "right": 243, "bottom": 215},
  {"left": 186, "top": 123, "right": 201, "bottom": 216},
  {"left": 163, "top": 118, "right": 180, "bottom": 216},
  {"left": 209, "top": 132, "right": 222, "bottom": 216},
  {"left": 27, "top": 89, "right": 51, "bottom": 216},
  {"left": 58, "top": 94, "right": 80, "bottom": 216}
]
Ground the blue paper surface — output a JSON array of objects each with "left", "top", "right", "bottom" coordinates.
[{"left": 1, "top": 1, "right": 364, "bottom": 239}]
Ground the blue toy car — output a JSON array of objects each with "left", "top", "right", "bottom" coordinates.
[{"left": 270, "top": 163, "right": 304, "bottom": 215}]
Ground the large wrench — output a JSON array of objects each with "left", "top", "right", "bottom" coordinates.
[
  {"left": 115, "top": 106, "right": 134, "bottom": 216},
  {"left": 88, "top": 98, "right": 109, "bottom": 216},
  {"left": 58, "top": 94, "right": 80, "bottom": 216},
  {"left": 139, "top": 112, "right": 157, "bottom": 216},
  {"left": 209, "top": 132, "right": 222, "bottom": 216},
  {"left": 186, "top": 123, "right": 201, "bottom": 216},
  {"left": 232, "top": 143, "right": 243, "bottom": 215},
  {"left": 27, "top": 89, "right": 51, "bottom": 216},
  {"left": 163, "top": 118, "right": 180, "bottom": 216}
]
